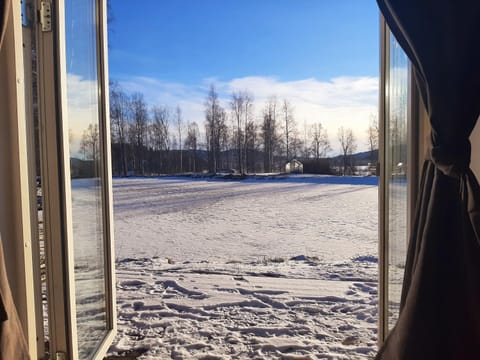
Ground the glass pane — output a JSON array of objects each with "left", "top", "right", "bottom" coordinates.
[
  {"left": 65, "top": 0, "right": 108, "bottom": 357},
  {"left": 386, "top": 33, "right": 409, "bottom": 329}
]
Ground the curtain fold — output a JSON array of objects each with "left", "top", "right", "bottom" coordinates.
[{"left": 377, "top": 1, "right": 480, "bottom": 359}]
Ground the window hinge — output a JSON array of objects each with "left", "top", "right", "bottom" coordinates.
[
  {"left": 55, "top": 352, "right": 66, "bottom": 360},
  {"left": 40, "top": 1, "right": 52, "bottom": 32}
]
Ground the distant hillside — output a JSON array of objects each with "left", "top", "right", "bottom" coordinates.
[
  {"left": 110, "top": 142, "right": 379, "bottom": 176},
  {"left": 195, "top": 149, "right": 379, "bottom": 166},
  {"left": 330, "top": 150, "right": 378, "bottom": 166}
]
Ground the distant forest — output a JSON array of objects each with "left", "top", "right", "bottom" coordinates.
[{"left": 77, "top": 82, "right": 379, "bottom": 177}]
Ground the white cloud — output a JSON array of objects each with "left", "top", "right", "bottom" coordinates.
[
  {"left": 117, "top": 75, "right": 379, "bottom": 154},
  {"left": 66, "top": 73, "right": 100, "bottom": 157}
]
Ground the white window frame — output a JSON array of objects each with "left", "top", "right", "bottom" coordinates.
[
  {"left": 0, "top": 1, "right": 38, "bottom": 358},
  {"left": 378, "top": 16, "right": 422, "bottom": 345},
  {"left": 33, "top": 0, "right": 116, "bottom": 358}
]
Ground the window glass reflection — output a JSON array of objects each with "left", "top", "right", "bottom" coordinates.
[
  {"left": 387, "top": 33, "right": 409, "bottom": 329},
  {"left": 65, "top": 0, "right": 108, "bottom": 357}
]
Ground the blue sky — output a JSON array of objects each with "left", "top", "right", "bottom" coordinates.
[
  {"left": 107, "top": 0, "right": 380, "bottom": 153},
  {"left": 109, "top": 0, "right": 378, "bottom": 83}
]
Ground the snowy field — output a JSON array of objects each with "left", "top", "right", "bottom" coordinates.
[{"left": 107, "top": 176, "right": 379, "bottom": 359}]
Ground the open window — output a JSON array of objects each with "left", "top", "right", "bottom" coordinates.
[
  {"left": 378, "top": 17, "right": 423, "bottom": 343},
  {"left": 22, "top": 0, "right": 116, "bottom": 358},
  {"left": 3, "top": 2, "right": 446, "bottom": 357}
]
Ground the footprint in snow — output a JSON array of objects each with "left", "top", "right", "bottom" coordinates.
[
  {"left": 156, "top": 280, "right": 208, "bottom": 299},
  {"left": 119, "top": 280, "right": 146, "bottom": 289}
]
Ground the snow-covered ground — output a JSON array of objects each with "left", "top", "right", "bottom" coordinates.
[{"left": 107, "top": 176, "right": 379, "bottom": 359}]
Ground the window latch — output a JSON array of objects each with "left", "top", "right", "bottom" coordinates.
[{"left": 40, "top": 1, "right": 52, "bottom": 32}]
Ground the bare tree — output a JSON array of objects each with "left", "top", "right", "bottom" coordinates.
[
  {"left": 130, "top": 92, "right": 149, "bottom": 175},
  {"left": 80, "top": 123, "right": 99, "bottom": 165},
  {"left": 242, "top": 92, "right": 254, "bottom": 174},
  {"left": 185, "top": 121, "right": 200, "bottom": 172},
  {"left": 245, "top": 119, "right": 259, "bottom": 173},
  {"left": 110, "top": 82, "right": 131, "bottom": 176},
  {"left": 282, "top": 99, "right": 296, "bottom": 161},
  {"left": 175, "top": 105, "right": 183, "bottom": 173},
  {"left": 302, "top": 120, "right": 310, "bottom": 158},
  {"left": 151, "top": 105, "right": 170, "bottom": 173},
  {"left": 261, "top": 97, "right": 279, "bottom": 173},
  {"left": 230, "top": 92, "right": 244, "bottom": 174},
  {"left": 230, "top": 91, "right": 254, "bottom": 174},
  {"left": 218, "top": 110, "right": 230, "bottom": 169},
  {"left": 337, "top": 126, "right": 357, "bottom": 175},
  {"left": 289, "top": 128, "right": 303, "bottom": 159},
  {"left": 367, "top": 114, "right": 379, "bottom": 161},
  {"left": 205, "top": 85, "right": 227, "bottom": 173},
  {"left": 311, "top": 122, "right": 330, "bottom": 159}
]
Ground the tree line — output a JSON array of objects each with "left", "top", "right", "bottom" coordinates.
[{"left": 96, "top": 82, "right": 378, "bottom": 176}]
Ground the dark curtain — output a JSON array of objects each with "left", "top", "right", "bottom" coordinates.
[
  {"left": 0, "top": 0, "right": 9, "bottom": 48},
  {"left": 0, "top": 237, "right": 30, "bottom": 359},
  {"left": 377, "top": 1, "right": 480, "bottom": 359}
]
